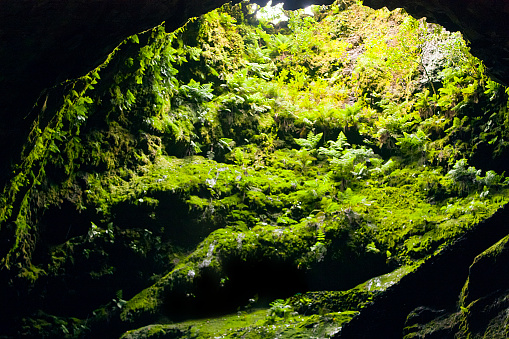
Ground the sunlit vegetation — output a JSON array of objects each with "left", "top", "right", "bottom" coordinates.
[{"left": 3, "top": 0, "right": 509, "bottom": 337}]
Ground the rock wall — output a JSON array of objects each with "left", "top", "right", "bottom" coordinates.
[
  {"left": 340, "top": 203, "right": 509, "bottom": 338},
  {"left": 1, "top": 0, "right": 508, "bottom": 181},
  {"left": 0, "top": 0, "right": 240, "bottom": 183}
]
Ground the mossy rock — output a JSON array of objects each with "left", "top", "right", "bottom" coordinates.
[
  {"left": 455, "top": 233, "right": 509, "bottom": 338},
  {"left": 461, "top": 233, "right": 509, "bottom": 308},
  {"left": 120, "top": 309, "right": 358, "bottom": 339},
  {"left": 119, "top": 218, "right": 388, "bottom": 326},
  {"left": 121, "top": 324, "right": 190, "bottom": 339}
]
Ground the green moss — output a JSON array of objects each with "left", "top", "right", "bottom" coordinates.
[
  {"left": 121, "top": 308, "right": 358, "bottom": 339},
  {"left": 473, "top": 233, "right": 509, "bottom": 262},
  {"left": 359, "top": 264, "right": 418, "bottom": 292},
  {"left": 121, "top": 324, "right": 189, "bottom": 339},
  {"left": 18, "top": 264, "right": 47, "bottom": 284},
  {"left": 121, "top": 279, "right": 167, "bottom": 323},
  {"left": 403, "top": 310, "right": 461, "bottom": 339}
]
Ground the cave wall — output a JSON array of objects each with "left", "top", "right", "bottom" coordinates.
[
  {"left": 0, "top": 0, "right": 241, "bottom": 183},
  {"left": 0, "top": 0, "right": 333, "bottom": 184},
  {"left": 1, "top": 0, "right": 508, "bottom": 118},
  {"left": 1, "top": 0, "right": 508, "bottom": 182},
  {"left": 0, "top": 0, "right": 333, "bottom": 117},
  {"left": 1, "top": 1, "right": 509, "bottom": 337}
]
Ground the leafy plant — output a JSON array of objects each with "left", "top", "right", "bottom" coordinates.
[
  {"left": 295, "top": 131, "right": 323, "bottom": 151},
  {"left": 318, "top": 131, "right": 350, "bottom": 158},
  {"left": 267, "top": 299, "right": 294, "bottom": 320},
  {"left": 446, "top": 159, "right": 480, "bottom": 194}
]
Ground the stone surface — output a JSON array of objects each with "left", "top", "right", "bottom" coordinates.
[
  {"left": 399, "top": 235, "right": 509, "bottom": 339},
  {"left": 459, "top": 234, "right": 509, "bottom": 338},
  {"left": 338, "top": 204, "right": 509, "bottom": 338}
]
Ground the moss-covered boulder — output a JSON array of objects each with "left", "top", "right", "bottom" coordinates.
[
  {"left": 457, "top": 234, "right": 509, "bottom": 338},
  {"left": 401, "top": 228, "right": 509, "bottom": 338}
]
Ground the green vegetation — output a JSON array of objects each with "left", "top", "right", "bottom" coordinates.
[
  {"left": 3, "top": 0, "right": 509, "bottom": 338},
  {"left": 120, "top": 308, "right": 357, "bottom": 339}
]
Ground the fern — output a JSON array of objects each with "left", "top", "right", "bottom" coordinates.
[
  {"left": 317, "top": 229, "right": 326, "bottom": 242},
  {"left": 318, "top": 131, "right": 349, "bottom": 158},
  {"left": 395, "top": 130, "right": 428, "bottom": 157},
  {"left": 295, "top": 131, "right": 323, "bottom": 150},
  {"left": 179, "top": 79, "right": 214, "bottom": 103}
]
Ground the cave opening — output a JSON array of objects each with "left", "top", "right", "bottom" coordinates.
[{"left": 2, "top": 0, "right": 509, "bottom": 338}]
